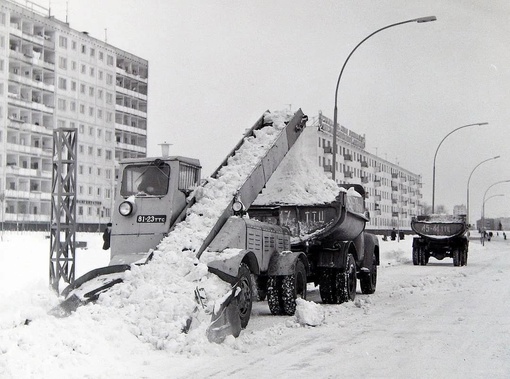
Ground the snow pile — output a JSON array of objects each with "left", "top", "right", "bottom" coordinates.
[
  {"left": 94, "top": 109, "right": 299, "bottom": 351},
  {"left": 294, "top": 298, "right": 325, "bottom": 326},
  {"left": 253, "top": 124, "right": 339, "bottom": 205}
]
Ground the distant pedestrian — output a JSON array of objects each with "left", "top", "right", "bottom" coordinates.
[
  {"left": 102, "top": 222, "right": 112, "bottom": 250},
  {"left": 504, "top": 232, "right": 507, "bottom": 240},
  {"left": 391, "top": 228, "right": 396, "bottom": 241}
]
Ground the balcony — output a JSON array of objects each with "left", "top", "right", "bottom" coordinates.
[
  {"left": 323, "top": 164, "right": 333, "bottom": 173},
  {"left": 323, "top": 146, "right": 333, "bottom": 154},
  {"left": 361, "top": 161, "right": 368, "bottom": 168},
  {"left": 374, "top": 179, "right": 381, "bottom": 187},
  {"left": 344, "top": 171, "right": 353, "bottom": 178},
  {"left": 361, "top": 176, "right": 369, "bottom": 183},
  {"left": 391, "top": 186, "right": 399, "bottom": 192},
  {"left": 343, "top": 154, "right": 352, "bottom": 162},
  {"left": 391, "top": 173, "right": 399, "bottom": 179}
]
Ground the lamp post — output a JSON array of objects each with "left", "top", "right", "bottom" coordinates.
[
  {"left": 481, "top": 180, "right": 510, "bottom": 245},
  {"left": 432, "top": 122, "right": 488, "bottom": 213},
  {"left": 466, "top": 155, "right": 500, "bottom": 226},
  {"left": 332, "top": 16, "right": 437, "bottom": 181}
]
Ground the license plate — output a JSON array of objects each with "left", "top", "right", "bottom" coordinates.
[{"left": 136, "top": 215, "right": 167, "bottom": 223}]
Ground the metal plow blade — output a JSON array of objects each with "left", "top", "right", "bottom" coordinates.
[
  {"left": 49, "top": 265, "right": 131, "bottom": 317},
  {"left": 206, "top": 284, "right": 242, "bottom": 344}
]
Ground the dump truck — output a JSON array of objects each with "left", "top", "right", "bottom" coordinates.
[
  {"left": 248, "top": 184, "right": 379, "bottom": 307},
  {"left": 54, "top": 108, "right": 378, "bottom": 342},
  {"left": 411, "top": 214, "right": 469, "bottom": 266}
]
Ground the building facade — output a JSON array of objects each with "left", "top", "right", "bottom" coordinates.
[
  {"left": 0, "top": 0, "right": 147, "bottom": 230},
  {"left": 312, "top": 112, "right": 424, "bottom": 232}
]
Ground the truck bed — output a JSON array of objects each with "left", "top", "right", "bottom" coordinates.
[
  {"left": 249, "top": 187, "right": 368, "bottom": 245},
  {"left": 411, "top": 215, "right": 468, "bottom": 240}
]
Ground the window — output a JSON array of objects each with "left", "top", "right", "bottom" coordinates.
[
  {"left": 59, "top": 36, "right": 67, "bottom": 48},
  {"left": 71, "top": 81, "right": 77, "bottom": 91},
  {"left": 80, "top": 84, "right": 85, "bottom": 93},
  {"left": 88, "top": 167, "right": 92, "bottom": 174},
  {"left": 88, "top": 146, "right": 93, "bottom": 155},
  {"left": 106, "top": 150, "right": 112, "bottom": 160},
  {"left": 98, "top": 71, "right": 103, "bottom": 80},
  {"left": 98, "top": 89, "right": 103, "bottom": 99},
  {"left": 97, "top": 128, "right": 102, "bottom": 138},
  {"left": 89, "top": 106, "right": 94, "bottom": 116},
  {"left": 89, "top": 87, "right": 94, "bottom": 96},
  {"left": 106, "top": 74, "right": 113, "bottom": 85},
  {"left": 79, "top": 124, "right": 84, "bottom": 133},
  {"left": 80, "top": 104, "right": 85, "bottom": 114},
  {"left": 97, "top": 148, "right": 102, "bottom": 157},
  {"left": 90, "top": 67, "right": 94, "bottom": 77},
  {"left": 79, "top": 165, "right": 83, "bottom": 174},
  {"left": 89, "top": 126, "right": 94, "bottom": 136},
  {"left": 78, "top": 206, "right": 83, "bottom": 215},
  {"left": 107, "top": 55, "right": 114, "bottom": 66},
  {"left": 81, "top": 44, "right": 86, "bottom": 54},
  {"left": 90, "top": 48, "right": 95, "bottom": 57},
  {"left": 70, "top": 101, "right": 76, "bottom": 112},
  {"left": 99, "top": 51, "right": 104, "bottom": 61},
  {"left": 71, "top": 61, "right": 77, "bottom": 70},
  {"left": 97, "top": 109, "right": 103, "bottom": 119},
  {"left": 58, "top": 77, "right": 67, "bottom": 90},
  {"left": 81, "top": 64, "right": 86, "bottom": 74},
  {"left": 79, "top": 145, "right": 84, "bottom": 153},
  {"left": 72, "top": 41, "right": 77, "bottom": 50},
  {"left": 97, "top": 168, "right": 101, "bottom": 176},
  {"left": 57, "top": 98, "right": 66, "bottom": 111},
  {"left": 57, "top": 119, "right": 66, "bottom": 128},
  {"left": 106, "top": 92, "right": 113, "bottom": 104},
  {"left": 106, "top": 112, "right": 113, "bottom": 123},
  {"left": 59, "top": 57, "right": 67, "bottom": 69}
]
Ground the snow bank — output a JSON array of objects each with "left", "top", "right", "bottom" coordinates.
[{"left": 253, "top": 124, "right": 339, "bottom": 205}]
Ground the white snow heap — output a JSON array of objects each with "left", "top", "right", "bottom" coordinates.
[
  {"left": 295, "top": 298, "right": 325, "bottom": 327},
  {"left": 253, "top": 124, "right": 340, "bottom": 205},
  {"left": 94, "top": 109, "right": 300, "bottom": 351}
]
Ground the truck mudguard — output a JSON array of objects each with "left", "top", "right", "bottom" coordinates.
[
  {"left": 267, "top": 251, "right": 309, "bottom": 276},
  {"left": 206, "top": 250, "right": 260, "bottom": 284},
  {"left": 315, "top": 241, "right": 352, "bottom": 269}
]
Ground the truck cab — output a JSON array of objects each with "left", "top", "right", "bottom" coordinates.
[{"left": 110, "top": 156, "right": 201, "bottom": 265}]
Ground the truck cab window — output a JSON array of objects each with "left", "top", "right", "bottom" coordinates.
[{"left": 121, "top": 163, "right": 170, "bottom": 196}]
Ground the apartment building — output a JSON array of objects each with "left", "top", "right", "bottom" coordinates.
[
  {"left": 0, "top": 0, "right": 148, "bottom": 230},
  {"left": 312, "top": 112, "right": 424, "bottom": 232}
]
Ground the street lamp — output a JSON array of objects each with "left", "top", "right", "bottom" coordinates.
[
  {"left": 332, "top": 16, "right": 437, "bottom": 181},
  {"left": 432, "top": 122, "right": 488, "bottom": 213},
  {"left": 466, "top": 155, "right": 500, "bottom": 226},
  {"left": 481, "top": 180, "right": 510, "bottom": 245}
]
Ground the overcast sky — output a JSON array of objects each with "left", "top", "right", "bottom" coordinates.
[{"left": 31, "top": 0, "right": 510, "bottom": 219}]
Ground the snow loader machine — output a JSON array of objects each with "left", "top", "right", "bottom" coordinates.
[
  {"left": 411, "top": 214, "right": 469, "bottom": 266},
  {"left": 53, "top": 108, "right": 377, "bottom": 342}
]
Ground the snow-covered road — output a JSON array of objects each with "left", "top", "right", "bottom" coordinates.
[
  {"left": 170, "top": 236, "right": 510, "bottom": 379},
  {"left": 1, "top": 232, "right": 509, "bottom": 378}
]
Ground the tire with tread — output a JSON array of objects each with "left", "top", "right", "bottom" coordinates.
[
  {"left": 237, "top": 263, "right": 253, "bottom": 328},
  {"left": 453, "top": 248, "right": 460, "bottom": 267},
  {"left": 338, "top": 253, "right": 357, "bottom": 303},
  {"left": 360, "top": 251, "right": 377, "bottom": 294},
  {"left": 267, "top": 260, "right": 307, "bottom": 316}
]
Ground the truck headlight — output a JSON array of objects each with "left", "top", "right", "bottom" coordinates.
[{"left": 119, "top": 201, "right": 134, "bottom": 216}]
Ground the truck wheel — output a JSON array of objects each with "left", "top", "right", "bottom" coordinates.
[
  {"left": 338, "top": 253, "right": 357, "bottom": 303},
  {"left": 237, "top": 263, "right": 253, "bottom": 328},
  {"left": 319, "top": 268, "right": 337, "bottom": 304},
  {"left": 453, "top": 249, "right": 460, "bottom": 267},
  {"left": 267, "top": 261, "right": 307, "bottom": 316},
  {"left": 281, "top": 260, "right": 307, "bottom": 315},
  {"left": 360, "top": 251, "right": 377, "bottom": 294},
  {"left": 461, "top": 250, "right": 468, "bottom": 266},
  {"left": 412, "top": 246, "right": 419, "bottom": 265},
  {"left": 267, "top": 276, "right": 284, "bottom": 315},
  {"left": 419, "top": 248, "right": 428, "bottom": 266}
]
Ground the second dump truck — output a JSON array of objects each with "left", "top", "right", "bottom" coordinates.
[{"left": 411, "top": 214, "right": 469, "bottom": 266}]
